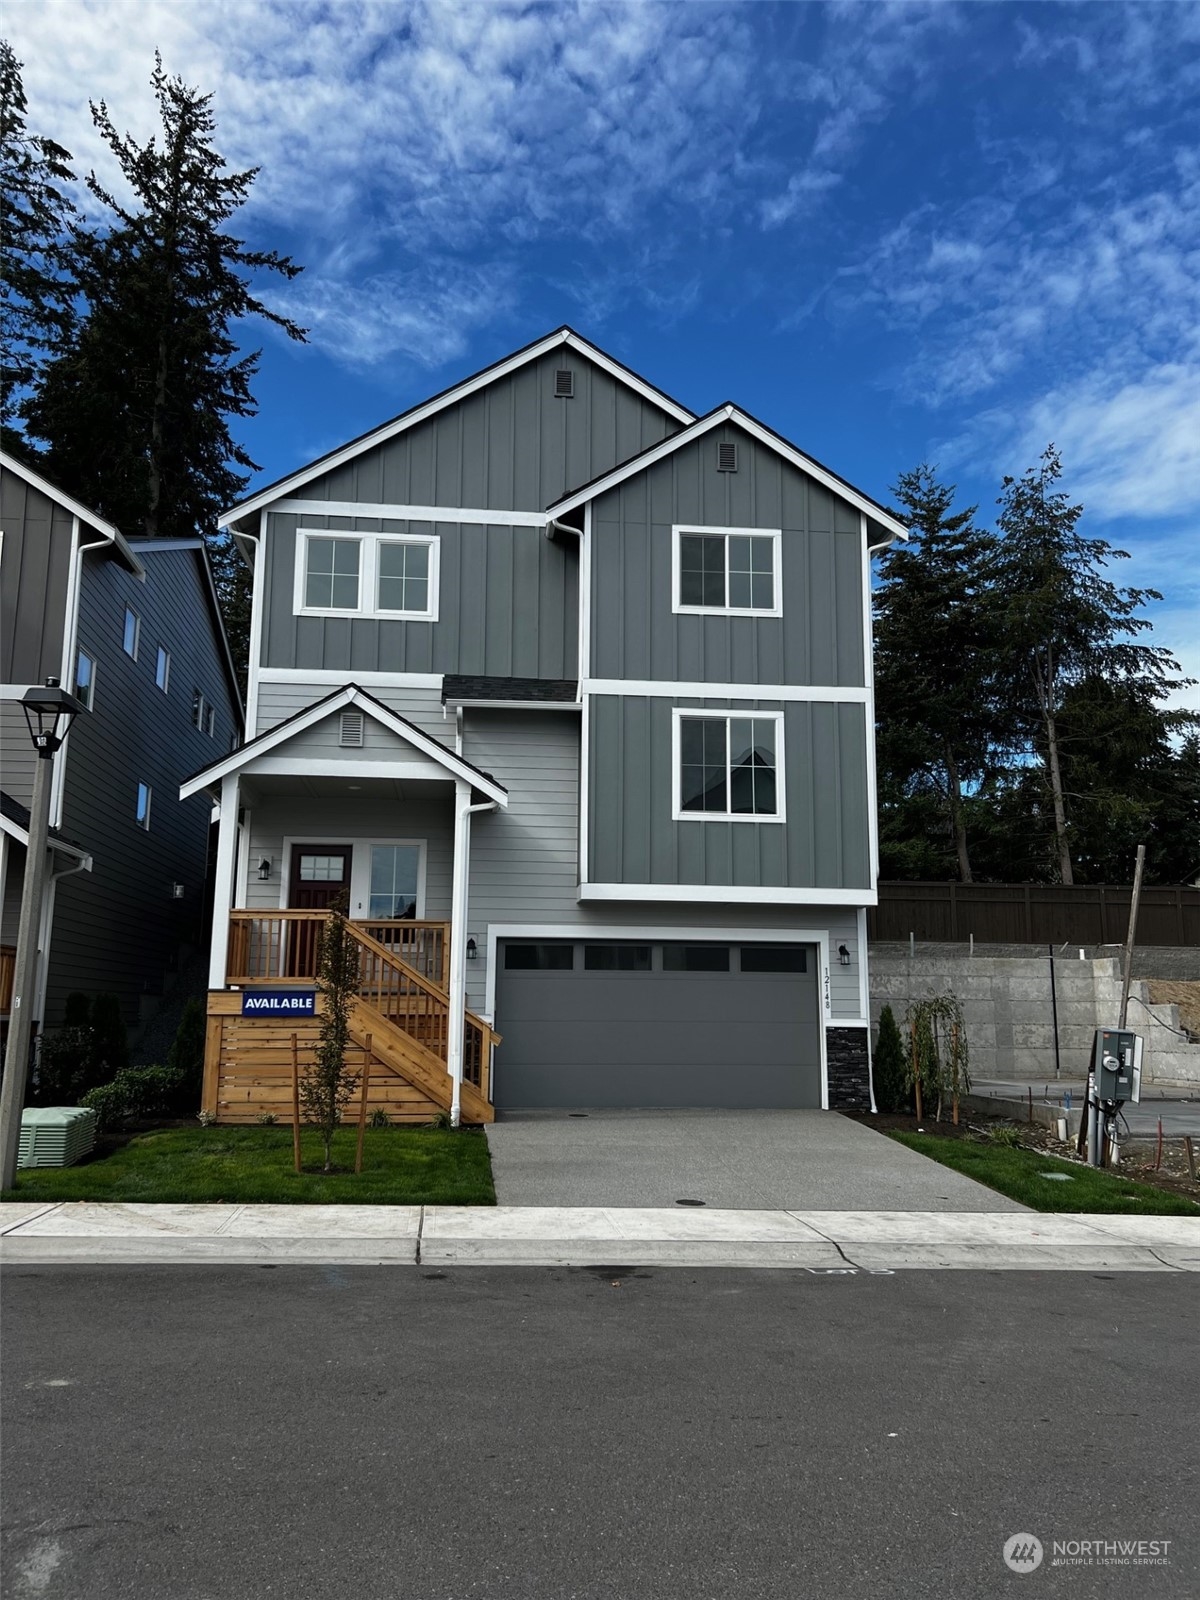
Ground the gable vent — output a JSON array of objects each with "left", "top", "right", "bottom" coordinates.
[
  {"left": 339, "top": 710, "right": 365, "bottom": 748},
  {"left": 554, "top": 368, "right": 575, "bottom": 398},
  {"left": 717, "top": 441, "right": 738, "bottom": 473}
]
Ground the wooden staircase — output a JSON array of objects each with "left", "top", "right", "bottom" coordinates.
[{"left": 204, "top": 914, "right": 498, "bottom": 1125}]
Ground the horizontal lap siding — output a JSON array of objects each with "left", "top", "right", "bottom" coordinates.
[
  {"left": 588, "top": 696, "right": 870, "bottom": 892},
  {"left": 254, "top": 682, "right": 449, "bottom": 740},
  {"left": 590, "top": 424, "right": 865, "bottom": 687}
]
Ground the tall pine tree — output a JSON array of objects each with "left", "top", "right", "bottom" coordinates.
[
  {"left": 874, "top": 466, "right": 1004, "bottom": 881},
  {"left": 23, "top": 54, "right": 307, "bottom": 679},
  {"left": 990, "top": 446, "right": 1187, "bottom": 884},
  {"left": 0, "top": 41, "right": 76, "bottom": 445}
]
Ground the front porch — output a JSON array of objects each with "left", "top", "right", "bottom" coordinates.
[{"left": 183, "top": 684, "right": 510, "bottom": 1128}]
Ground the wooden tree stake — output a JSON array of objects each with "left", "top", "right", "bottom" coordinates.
[
  {"left": 910, "top": 1022, "right": 923, "bottom": 1123},
  {"left": 355, "top": 1034, "right": 372, "bottom": 1175},
  {"left": 291, "top": 1032, "right": 302, "bottom": 1174}
]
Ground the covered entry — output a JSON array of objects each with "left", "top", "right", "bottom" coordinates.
[{"left": 493, "top": 938, "right": 822, "bottom": 1110}]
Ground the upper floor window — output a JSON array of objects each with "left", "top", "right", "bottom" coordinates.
[
  {"left": 673, "top": 710, "right": 784, "bottom": 822},
  {"left": 135, "top": 782, "right": 152, "bottom": 830},
  {"left": 192, "top": 688, "right": 215, "bottom": 736},
  {"left": 294, "top": 528, "right": 439, "bottom": 620},
  {"left": 672, "top": 526, "right": 781, "bottom": 617},
  {"left": 75, "top": 651, "right": 96, "bottom": 710},
  {"left": 155, "top": 645, "right": 171, "bottom": 693},
  {"left": 122, "top": 606, "right": 140, "bottom": 658}
]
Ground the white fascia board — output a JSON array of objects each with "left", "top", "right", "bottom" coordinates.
[
  {"left": 0, "top": 810, "right": 90, "bottom": 864},
  {"left": 218, "top": 329, "right": 694, "bottom": 532},
  {"left": 577, "top": 883, "right": 876, "bottom": 907},
  {"left": 585, "top": 679, "right": 868, "bottom": 703},
  {"left": 180, "top": 683, "right": 507, "bottom": 805},
  {"left": 547, "top": 405, "right": 909, "bottom": 542},
  {"left": 257, "top": 667, "right": 444, "bottom": 689},
  {"left": 0, "top": 450, "right": 145, "bottom": 575},
  {"left": 445, "top": 700, "right": 581, "bottom": 712},
  {"left": 242, "top": 757, "right": 451, "bottom": 782},
  {"left": 278, "top": 499, "right": 550, "bottom": 527}
]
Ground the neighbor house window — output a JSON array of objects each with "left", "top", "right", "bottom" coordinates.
[
  {"left": 674, "top": 711, "right": 784, "bottom": 822},
  {"left": 75, "top": 651, "right": 96, "bottom": 709},
  {"left": 295, "top": 529, "right": 439, "bottom": 619},
  {"left": 673, "top": 526, "right": 781, "bottom": 615},
  {"left": 135, "top": 782, "right": 152, "bottom": 829},
  {"left": 376, "top": 539, "right": 434, "bottom": 617},
  {"left": 368, "top": 844, "right": 422, "bottom": 919},
  {"left": 204, "top": 703, "right": 215, "bottom": 738},
  {"left": 122, "top": 606, "right": 140, "bottom": 658},
  {"left": 302, "top": 536, "right": 361, "bottom": 612},
  {"left": 155, "top": 645, "right": 171, "bottom": 693}
]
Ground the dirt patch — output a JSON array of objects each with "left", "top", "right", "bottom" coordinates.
[
  {"left": 1146, "top": 980, "right": 1200, "bottom": 1037},
  {"left": 846, "top": 1109, "right": 1200, "bottom": 1205}
]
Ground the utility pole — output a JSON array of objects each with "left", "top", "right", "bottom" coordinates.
[
  {"left": 0, "top": 680, "right": 86, "bottom": 1190},
  {"left": 1118, "top": 844, "right": 1146, "bottom": 1030}
]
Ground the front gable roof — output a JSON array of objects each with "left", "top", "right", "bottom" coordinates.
[
  {"left": 219, "top": 328, "right": 696, "bottom": 535},
  {"left": 545, "top": 403, "right": 910, "bottom": 544},
  {"left": 179, "top": 684, "right": 508, "bottom": 805}
]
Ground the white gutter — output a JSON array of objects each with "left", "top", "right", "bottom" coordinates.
[{"left": 447, "top": 792, "right": 500, "bottom": 1127}]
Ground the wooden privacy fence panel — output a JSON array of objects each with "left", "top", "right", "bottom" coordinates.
[{"left": 868, "top": 883, "right": 1200, "bottom": 946}]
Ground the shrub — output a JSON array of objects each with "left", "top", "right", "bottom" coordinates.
[
  {"left": 81, "top": 1065, "right": 185, "bottom": 1131},
  {"left": 166, "top": 997, "right": 206, "bottom": 1104},
  {"left": 256, "top": 1111, "right": 277, "bottom": 1126},
  {"left": 36, "top": 1024, "right": 97, "bottom": 1104},
  {"left": 369, "top": 1108, "right": 391, "bottom": 1129},
  {"left": 872, "top": 1005, "right": 908, "bottom": 1113},
  {"left": 89, "top": 993, "right": 130, "bottom": 1075},
  {"left": 990, "top": 1123, "right": 1022, "bottom": 1147}
]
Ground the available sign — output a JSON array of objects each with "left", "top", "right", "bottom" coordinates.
[{"left": 240, "top": 989, "right": 317, "bottom": 1017}]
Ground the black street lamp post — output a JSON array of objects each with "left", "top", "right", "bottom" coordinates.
[{"left": 0, "top": 678, "right": 87, "bottom": 1190}]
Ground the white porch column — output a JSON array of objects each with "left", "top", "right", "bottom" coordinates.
[
  {"left": 208, "top": 773, "right": 240, "bottom": 990},
  {"left": 446, "top": 779, "right": 471, "bottom": 1127}
]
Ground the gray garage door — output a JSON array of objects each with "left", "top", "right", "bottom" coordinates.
[{"left": 494, "top": 939, "right": 822, "bottom": 1110}]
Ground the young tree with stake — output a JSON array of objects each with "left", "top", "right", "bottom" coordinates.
[{"left": 302, "top": 901, "right": 361, "bottom": 1174}]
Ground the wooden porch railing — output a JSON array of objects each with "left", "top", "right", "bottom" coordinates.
[
  {"left": 227, "top": 911, "right": 449, "bottom": 989},
  {"left": 0, "top": 945, "right": 15, "bottom": 1013}
]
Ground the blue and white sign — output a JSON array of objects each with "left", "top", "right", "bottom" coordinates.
[{"left": 241, "top": 989, "right": 317, "bottom": 1017}]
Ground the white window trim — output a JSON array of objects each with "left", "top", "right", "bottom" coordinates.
[
  {"left": 293, "top": 528, "right": 440, "bottom": 621},
  {"left": 278, "top": 835, "right": 427, "bottom": 920},
  {"left": 155, "top": 644, "right": 171, "bottom": 694},
  {"left": 136, "top": 782, "right": 152, "bottom": 830},
  {"left": 671, "top": 707, "right": 786, "bottom": 824},
  {"left": 671, "top": 525, "right": 782, "bottom": 618},
  {"left": 122, "top": 605, "right": 141, "bottom": 659}
]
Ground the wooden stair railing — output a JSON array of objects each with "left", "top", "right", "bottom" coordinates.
[
  {"left": 227, "top": 912, "right": 450, "bottom": 989},
  {"left": 346, "top": 1002, "right": 493, "bottom": 1125}
]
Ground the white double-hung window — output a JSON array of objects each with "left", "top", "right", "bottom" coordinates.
[
  {"left": 672, "top": 710, "right": 784, "bottom": 822},
  {"left": 673, "top": 526, "right": 781, "bottom": 616},
  {"left": 295, "top": 529, "right": 439, "bottom": 620}
]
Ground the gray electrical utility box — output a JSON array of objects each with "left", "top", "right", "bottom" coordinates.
[{"left": 1091, "top": 1028, "right": 1142, "bottom": 1104}]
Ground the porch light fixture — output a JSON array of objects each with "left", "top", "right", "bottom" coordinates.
[
  {"left": 838, "top": 944, "right": 851, "bottom": 966},
  {"left": 257, "top": 858, "right": 272, "bottom": 881},
  {"left": 466, "top": 938, "right": 477, "bottom": 961},
  {"left": 21, "top": 676, "right": 86, "bottom": 756}
]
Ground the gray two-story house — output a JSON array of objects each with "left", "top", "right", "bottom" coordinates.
[
  {"left": 0, "top": 452, "right": 243, "bottom": 1042},
  {"left": 184, "top": 329, "right": 906, "bottom": 1124}
]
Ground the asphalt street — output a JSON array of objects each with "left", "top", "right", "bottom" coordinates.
[{"left": 2, "top": 1267, "right": 1196, "bottom": 1600}]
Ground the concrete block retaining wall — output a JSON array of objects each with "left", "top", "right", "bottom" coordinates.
[{"left": 869, "top": 952, "right": 1200, "bottom": 1088}]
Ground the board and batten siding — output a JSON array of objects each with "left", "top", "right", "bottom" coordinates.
[
  {"left": 46, "top": 547, "right": 239, "bottom": 1026},
  {"left": 261, "top": 512, "right": 578, "bottom": 680},
  {"left": 296, "top": 348, "right": 682, "bottom": 516},
  {"left": 588, "top": 696, "right": 870, "bottom": 893},
  {"left": 590, "top": 423, "right": 866, "bottom": 687}
]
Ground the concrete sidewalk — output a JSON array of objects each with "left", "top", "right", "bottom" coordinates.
[{"left": 2, "top": 1201, "right": 1196, "bottom": 1271}]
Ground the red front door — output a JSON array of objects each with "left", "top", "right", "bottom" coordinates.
[{"left": 287, "top": 846, "right": 352, "bottom": 975}]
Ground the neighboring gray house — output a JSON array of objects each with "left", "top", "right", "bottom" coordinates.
[
  {"left": 0, "top": 452, "right": 243, "bottom": 1042},
  {"left": 186, "top": 329, "right": 906, "bottom": 1121}
]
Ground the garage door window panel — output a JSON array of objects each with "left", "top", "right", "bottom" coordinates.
[
  {"left": 740, "top": 945, "right": 807, "bottom": 973},
  {"left": 662, "top": 944, "right": 730, "bottom": 972},
  {"left": 584, "top": 944, "right": 652, "bottom": 971},
  {"left": 504, "top": 944, "right": 575, "bottom": 971}
]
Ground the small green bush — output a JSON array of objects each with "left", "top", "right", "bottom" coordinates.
[
  {"left": 990, "top": 1123, "right": 1022, "bottom": 1147},
  {"left": 166, "top": 997, "right": 206, "bottom": 1104},
  {"left": 36, "top": 1025, "right": 98, "bottom": 1103},
  {"left": 369, "top": 1108, "right": 391, "bottom": 1129},
  {"left": 81, "top": 1065, "right": 185, "bottom": 1131},
  {"left": 872, "top": 1004, "right": 908, "bottom": 1113}
]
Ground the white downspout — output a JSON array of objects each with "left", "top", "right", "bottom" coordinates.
[
  {"left": 447, "top": 783, "right": 499, "bottom": 1127},
  {"left": 51, "top": 521, "right": 110, "bottom": 828},
  {"left": 33, "top": 852, "right": 92, "bottom": 1028},
  {"left": 208, "top": 774, "right": 240, "bottom": 990}
]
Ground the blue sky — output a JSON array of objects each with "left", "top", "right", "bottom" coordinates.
[{"left": 9, "top": 0, "right": 1199, "bottom": 701}]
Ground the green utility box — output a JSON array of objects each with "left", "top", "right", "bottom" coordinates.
[{"left": 18, "top": 1106, "right": 98, "bottom": 1168}]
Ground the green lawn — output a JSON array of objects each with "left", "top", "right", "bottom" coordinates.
[
  {"left": 890, "top": 1131, "right": 1200, "bottom": 1215},
  {"left": 2, "top": 1125, "right": 496, "bottom": 1206}
]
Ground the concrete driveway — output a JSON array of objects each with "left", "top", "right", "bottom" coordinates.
[{"left": 485, "top": 1109, "right": 1024, "bottom": 1211}]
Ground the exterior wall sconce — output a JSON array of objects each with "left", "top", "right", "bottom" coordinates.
[
  {"left": 838, "top": 944, "right": 851, "bottom": 966},
  {"left": 171, "top": 883, "right": 185, "bottom": 900},
  {"left": 257, "top": 858, "right": 272, "bottom": 881},
  {"left": 466, "top": 937, "right": 477, "bottom": 960}
]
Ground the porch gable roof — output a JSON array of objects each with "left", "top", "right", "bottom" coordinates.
[{"left": 178, "top": 684, "right": 508, "bottom": 806}]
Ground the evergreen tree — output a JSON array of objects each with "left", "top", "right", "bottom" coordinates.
[
  {"left": 0, "top": 41, "right": 76, "bottom": 443},
  {"left": 874, "top": 466, "right": 1003, "bottom": 881},
  {"left": 990, "top": 446, "right": 1189, "bottom": 884},
  {"left": 872, "top": 1004, "right": 908, "bottom": 1114},
  {"left": 23, "top": 54, "right": 306, "bottom": 677}
]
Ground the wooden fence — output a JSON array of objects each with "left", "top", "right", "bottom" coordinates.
[{"left": 868, "top": 882, "right": 1200, "bottom": 947}]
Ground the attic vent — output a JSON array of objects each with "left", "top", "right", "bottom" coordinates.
[
  {"left": 339, "top": 710, "right": 365, "bottom": 748},
  {"left": 717, "top": 441, "right": 738, "bottom": 473},
  {"left": 554, "top": 368, "right": 575, "bottom": 398}
]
